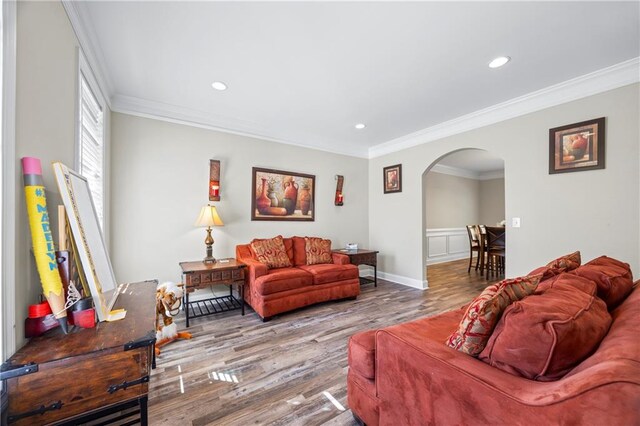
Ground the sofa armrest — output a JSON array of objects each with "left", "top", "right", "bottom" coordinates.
[
  {"left": 375, "top": 327, "right": 640, "bottom": 425},
  {"left": 238, "top": 257, "right": 268, "bottom": 282},
  {"left": 332, "top": 252, "right": 350, "bottom": 265}
]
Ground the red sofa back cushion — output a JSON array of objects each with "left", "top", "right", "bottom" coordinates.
[
  {"left": 570, "top": 256, "right": 634, "bottom": 309},
  {"left": 479, "top": 275, "right": 611, "bottom": 381},
  {"left": 292, "top": 236, "right": 307, "bottom": 266}
]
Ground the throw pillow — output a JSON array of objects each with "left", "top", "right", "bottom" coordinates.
[
  {"left": 250, "top": 235, "right": 292, "bottom": 269},
  {"left": 445, "top": 274, "right": 541, "bottom": 356},
  {"left": 528, "top": 266, "right": 557, "bottom": 282},
  {"left": 546, "top": 251, "right": 581, "bottom": 272},
  {"left": 479, "top": 279, "right": 611, "bottom": 381},
  {"left": 305, "top": 237, "right": 332, "bottom": 265}
]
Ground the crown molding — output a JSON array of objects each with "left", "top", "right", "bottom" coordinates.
[
  {"left": 479, "top": 170, "right": 505, "bottom": 181},
  {"left": 62, "top": 0, "right": 113, "bottom": 106},
  {"left": 430, "top": 164, "right": 504, "bottom": 181},
  {"left": 61, "top": 2, "right": 638, "bottom": 161},
  {"left": 430, "top": 164, "right": 480, "bottom": 180},
  {"left": 111, "top": 94, "right": 368, "bottom": 159},
  {"left": 369, "top": 57, "right": 640, "bottom": 159}
]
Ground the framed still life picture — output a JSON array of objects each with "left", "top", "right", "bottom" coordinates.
[
  {"left": 549, "top": 117, "right": 605, "bottom": 174},
  {"left": 383, "top": 164, "right": 402, "bottom": 194},
  {"left": 252, "top": 167, "right": 315, "bottom": 221}
]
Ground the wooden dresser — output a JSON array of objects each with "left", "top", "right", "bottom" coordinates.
[{"left": 1, "top": 280, "right": 156, "bottom": 425}]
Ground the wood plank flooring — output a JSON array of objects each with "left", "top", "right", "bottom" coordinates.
[{"left": 148, "top": 260, "right": 499, "bottom": 425}]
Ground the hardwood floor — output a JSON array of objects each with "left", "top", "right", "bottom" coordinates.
[{"left": 148, "top": 260, "right": 499, "bottom": 425}]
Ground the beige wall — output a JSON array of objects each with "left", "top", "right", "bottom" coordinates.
[
  {"left": 370, "top": 84, "right": 640, "bottom": 286},
  {"left": 12, "top": 1, "right": 110, "bottom": 349},
  {"left": 479, "top": 178, "right": 505, "bottom": 226},
  {"left": 423, "top": 172, "right": 480, "bottom": 229},
  {"left": 423, "top": 172, "right": 505, "bottom": 229},
  {"left": 109, "top": 112, "right": 369, "bottom": 285}
]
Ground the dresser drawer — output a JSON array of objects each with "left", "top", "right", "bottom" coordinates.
[{"left": 186, "top": 268, "right": 245, "bottom": 290}]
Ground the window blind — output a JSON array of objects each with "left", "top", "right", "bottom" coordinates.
[{"left": 78, "top": 73, "right": 105, "bottom": 229}]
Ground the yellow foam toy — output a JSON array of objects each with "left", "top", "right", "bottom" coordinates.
[{"left": 22, "top": 157, "right": 67, "bottom": 332}]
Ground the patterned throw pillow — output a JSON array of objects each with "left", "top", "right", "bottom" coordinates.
[
  {"left": 250, "top": 235, "right": 291, "bottom": 269},
  {"left": 546, "top": 251, "right": 581, "bottom": 272},
  {"left": 305, "top": 237, "right": 332, "bottom": 265},
  {"left": 445, "top": 274, "right": 542, "bottom": 356}
]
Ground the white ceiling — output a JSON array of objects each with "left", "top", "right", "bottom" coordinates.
[{"left": 74, "top": 2, "right": 639, "bottom": 158}]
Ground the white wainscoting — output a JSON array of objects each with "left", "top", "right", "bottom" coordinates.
[{"left": 426, "top": 228, "right": 470, "bottom": 265}]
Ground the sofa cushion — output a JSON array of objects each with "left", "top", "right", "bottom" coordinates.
[
  {"left": 254, "top": 267, "right": 312, "bottom": 295},
  {"left": 535, "top": 272, "right": 597, "bottom": 296},
  {"left": 292, "top": 236, "right": 307, "bottom": 266},
  {"left": 570, "top": 261, "right": 633, "bottom": 309},
  {"left": 479, "top": 278, "right": 611, "bottom": 381},
  {"left": 305, "top": 237, "right": 333, "bottom": 265},
  {"left": 445, "top": 275, "right": 541, "bottom": 356},
  {"left": 546, "top": 250, "right": 581, "bottom": 272},
  {"left": 348, "top": 330, "right": 376, "bottom": 379},
  {"left": 250, "top": 235, "right": 292, "bottom": 269},
  {"left": 298, "top": 263, "right": 359, "bottom": 285},
  {"left": 566, "top": 283, "right": 639, "bottom": 377},
  {"left": 587, "top": 255, "right": 633, "bottom": 272}
]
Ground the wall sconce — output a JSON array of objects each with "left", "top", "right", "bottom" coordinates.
[
  {"left": 335, "top": 175, "right": 344, "bottom": 206},
  {"left": 209, "top": 159, "right": 221, "bottom": 201}
]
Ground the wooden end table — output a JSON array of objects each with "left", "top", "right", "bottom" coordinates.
[
  {"left": 332, "top": 249, "right": 379, "bottom": 287},
  {"left": 179, "top": 259, "right": 247, "bottom": 327}
]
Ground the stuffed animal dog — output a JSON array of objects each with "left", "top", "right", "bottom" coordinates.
[{"left": 155, "top": 281, "right": 192, "bottom": 355}]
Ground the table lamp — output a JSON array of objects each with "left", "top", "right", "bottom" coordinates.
[{"left": 194, "top": 204, "right": 224, "bottom": 263}]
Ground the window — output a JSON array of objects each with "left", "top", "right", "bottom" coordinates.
[{"left": 77, "top": 52, "right": 106, "bottom": 230}]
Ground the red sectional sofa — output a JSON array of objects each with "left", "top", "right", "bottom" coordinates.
[
  {"left": 348, "top": 256, "right": 640, "bottom": 425},
  {"left": 236, "top": 236, "right": 360, "bottom": 321}
]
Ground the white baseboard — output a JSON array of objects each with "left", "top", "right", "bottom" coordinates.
[
  {"left": 378, "top": 271, "right": 428, "bottom": 290},
  {"left": 426, "top": 252, "right": 469, "bottom": 265}
]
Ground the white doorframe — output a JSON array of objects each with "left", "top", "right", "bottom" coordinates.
[{"left": 1, "top": 0, "right": 17, "bottom": 361}]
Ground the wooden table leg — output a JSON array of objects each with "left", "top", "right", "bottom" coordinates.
[
  {"left": 185, "top": 287, "right": 190, "bottom": 328},
  {"left": 374, "top": 264, "right": 377, "bottom": 287}
]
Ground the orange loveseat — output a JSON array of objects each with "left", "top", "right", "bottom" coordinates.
[{"left": 236, "top": 236, "right": 360, "bottom": 321}]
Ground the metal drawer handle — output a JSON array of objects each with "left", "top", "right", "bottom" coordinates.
[
  {"left": 8, "top": 400, "right": 63, "bottom": 423},
  {"left": 107, "top": 375, "right": 150, "bottom": 394}
]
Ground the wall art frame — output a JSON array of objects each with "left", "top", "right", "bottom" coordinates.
[
  {"left": 549, "top": 117, "right": 605, "bottom": 174},
  {"left": 251, "top": 167, "right": 315, "bottom": 221},
  {"left": 383, "top": 164, "right": 402, "bottom": 194}
]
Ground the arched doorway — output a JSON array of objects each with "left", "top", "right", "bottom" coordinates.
[{"left": 422, "top": 148, "right": 505, "bottom": 285}]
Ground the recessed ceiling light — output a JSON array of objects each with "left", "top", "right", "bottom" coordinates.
[
  {"left": 489, "top": 56, "right": 511, "bottom": 69},
  {"left": 211, "top": 81, "right": 227, "bottom": 91},
  {"left": 355, "top": 123, "right": 366, "bottom": 130}
]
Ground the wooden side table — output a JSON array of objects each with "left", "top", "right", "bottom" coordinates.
[
  {"left": 333, "top": 249, "right": 379, "bottom": 287},
  {"left": 179, "top": 259, "right": 247, "bottom": 327}
]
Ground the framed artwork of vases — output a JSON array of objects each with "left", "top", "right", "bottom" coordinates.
[{"left": 251, "top": 167, "right": 315, "bottom": 221}]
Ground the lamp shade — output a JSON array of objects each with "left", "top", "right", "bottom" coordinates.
[{"left": 194, "top": 204, "right": 224, "bottom": 227}]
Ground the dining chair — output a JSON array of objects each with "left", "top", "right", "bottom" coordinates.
[
  {"left": 465, "top": 225, "right": 482, "bottom": 273},
  {"left": 478, "top": 225, "right": 487, "bottom": 274},
  {"left": 485, "top": 226, "right": 506, "bottom": 279}
]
